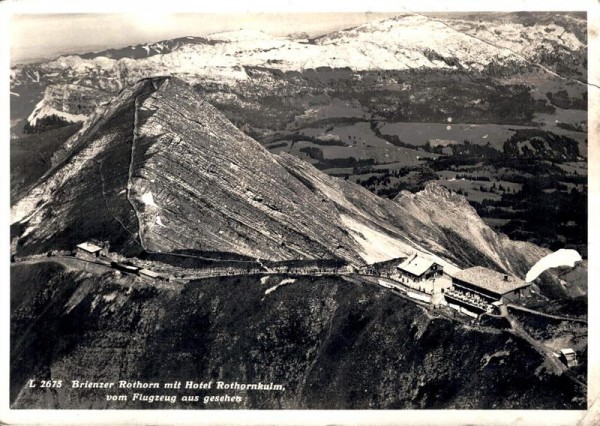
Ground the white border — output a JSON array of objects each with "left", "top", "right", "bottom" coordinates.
[{"left": 1, "top": 1, "right": 598, "bottom": 425}]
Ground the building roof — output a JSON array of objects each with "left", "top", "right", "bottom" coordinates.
[
  {"left": 76, "top": 242, "right": 102, "bottom": 253},
  {"left": 560, "top": 348, "right": 576, "bottom": 356},
  {"left": 453, "top": 266, "right": 529, "bottom": 295},
  {"left": 397, "top": 254, "right": 439, "bottom": 277},
  {"left": 139, "top": 268, "right": 160, "bottom": 278},
  {"left": 368, "top": 256, "right": 409, "bottom": 268}
]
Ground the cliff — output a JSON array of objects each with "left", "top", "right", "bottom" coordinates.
[{"left": 10, "top": 262, "right": 585, "bottom": 409}]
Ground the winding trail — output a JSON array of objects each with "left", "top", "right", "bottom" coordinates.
[
  {"left": 496, "top": 305, "right": 587, "bottom": 390},
  {"left": 98, "top": 159, "right": 141, "bottom": 244}
]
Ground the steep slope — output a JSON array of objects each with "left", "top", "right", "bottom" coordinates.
[
  {"left": 276, "top": 155, "right": 551, "bottom": 280},
  {"left": 393, "top": 183, "right": 550, "bottom": 277},
  {"left": 12, "top": 77, "right": 561, "bottom": 287},
  {"left": 11, "top": 77, "right": 362, "bottom": 263},
  {"left": 10, "top": 263, "right": 585, "bottom": 409},
  {"left": 391, "top": 183, "right": 588, "bottom": 300}
]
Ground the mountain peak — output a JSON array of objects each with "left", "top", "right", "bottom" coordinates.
[
  {"left": 421, "top": 181, "right": 472, "bottom": 206},
  {"left": 13, "top": 76, "right": 551, "bottom": 278},
  {"left": 12, "top": 76, "right": 364, "bottom": 263},
  {"left": 394, "top": 182, "right": 471, "bottom": 209}
]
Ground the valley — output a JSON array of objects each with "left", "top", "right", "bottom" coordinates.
[{"left": 11, "top": 64, "right": 588, "bottom": 252}]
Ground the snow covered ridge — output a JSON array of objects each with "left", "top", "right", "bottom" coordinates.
[
  {"left": 11, "top": 14, "right": 585, "bottom": 88},
  {"left": 206, "top": 29, "right": 279, "bottom": 42},
  {"left": 526, "top": 249, "right": 582, "bottom": 282}
]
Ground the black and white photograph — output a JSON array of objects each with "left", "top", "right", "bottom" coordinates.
[{"left": 2, "top": 0, "right": 598, "bottom": 423}]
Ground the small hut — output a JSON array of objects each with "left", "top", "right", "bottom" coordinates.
[
  {"left": 75, "top": 242, "right": 103, "bottom": 260},
  {"left": 559, "top": 348, "right": 578, "bottom": 368}
]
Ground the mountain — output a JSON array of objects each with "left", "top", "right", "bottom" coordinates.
[
  {"left": 24, "top": 84, "right": 113, "bottom": 133},
  {"left": 10, "top": 263, "right": 585, "bottom": 409},
  {"left": 392, "top": 184, "right": 584, "bottom": 298},
  {"left": 10, "top": 13, "right": 587, "bottom": 130},
  {"left": 12, "top": 77, "right": 554, "bottom": 287},
  {"left": 8, "top": 13, "right": 588, "bottom": 411},
  {"left": 9, "top": 74, "right": 587, "bottom": 409},
  {"left": 11, "top": 77, "right": 361, "bottom": 263},
  {"left": 78, "top": 36, "right": 219, "bottom": 61},
  {"left": 9, "top": 15, "right": 587, "bottom": 260},
  {"left": 393, "top": 183, "right": 546, "bottom": 272}
]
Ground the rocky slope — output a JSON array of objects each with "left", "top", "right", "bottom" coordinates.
[
  {"left": 393, "top": 184, "right": 589, "bottom": 298},
  {"left": 393, "top": 183, "right": 549, "bottom": 274},
  {"left": 24, "top": 84, "right": 112, "bottom": 133},
  {"left": 11, "top": 77, "right": 362, "bottom": 263},
  {"left": 12, "top": 77, "right": 559, "bottom": 287},
  {"left": 10, "top": 262, "right": 585, "bottom": 409}
]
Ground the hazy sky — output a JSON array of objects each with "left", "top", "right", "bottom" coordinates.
[{"left": 10, "top": 13, "right": 401, "bottom": 64}]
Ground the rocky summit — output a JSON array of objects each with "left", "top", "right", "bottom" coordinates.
[
  {"left": 12, "top": 77, "right": 359, "bottom": 262},
  {"left": 13, "top": 77, "right": 549, "bottom": 282}
]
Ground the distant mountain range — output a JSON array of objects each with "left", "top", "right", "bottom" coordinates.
[{"left": 10, "top": 13, "right": 587, "bottom": 131}]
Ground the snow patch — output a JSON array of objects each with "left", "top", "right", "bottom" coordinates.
[
  {"left": 141, "top": 191, "right": 159, "bottom": 207},
  {"left": 102, "top": 292, "right": 118, "bottom": 302},
  {"left": 265, "top": 278, "right": 296, "bottom": 295},
  {"left": 21, "top": 224, "right": 35, "bottom": 238},
  {"left": 526, "top": 249, "right": 582, "bottom": 282},
  {"left": 340, "top": 214, "right": 410, "bottom": 263},
  {"left": 156, "top": 216, "right": 165, "bottom": 227}
]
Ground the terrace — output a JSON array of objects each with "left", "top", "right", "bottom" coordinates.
[{"left": 444, "top": 288, "right": 493, "bottom": 314}]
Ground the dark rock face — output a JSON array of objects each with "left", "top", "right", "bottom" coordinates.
[{"left": 10, "top": 262, "right": 585, "bottom": 409}]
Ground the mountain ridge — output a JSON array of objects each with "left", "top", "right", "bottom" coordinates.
[
  {"left": 12, "top": 77, "right": 553, "bottom": 285},
  {"left": 10, "top": 13, "right": 587, "bottom": 130}
]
